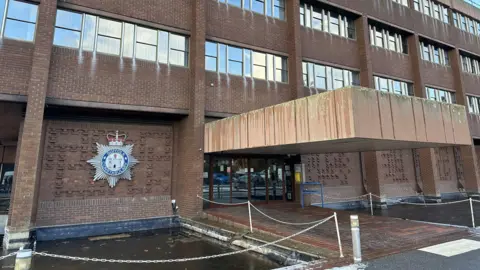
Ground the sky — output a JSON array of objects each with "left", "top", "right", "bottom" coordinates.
[{"left": 465, "top": 0, "right": 480, "bottom": 8}]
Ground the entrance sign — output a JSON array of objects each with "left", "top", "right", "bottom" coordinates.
[{"left": 88, "top": 131, "right": 138, "bottom": 187}]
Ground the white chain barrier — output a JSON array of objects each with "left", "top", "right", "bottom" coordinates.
[
  {"left": 196, "top": 195, "right": 249, "bottom": 206},
  {"left": 33, "top": 215, "right": 335, "bottom": 264},
  {"left": 0, "top": 252, "right": 17, "bottom": 261},
  {"left": 249, "top": 202, "right": 330, "bottom": 226}
]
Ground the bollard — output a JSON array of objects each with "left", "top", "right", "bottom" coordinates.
[
  {"left": 14, "top": 248, "right": 32, "bottom": 270},
  {"left": 369, "top": 193, "right": 373, "bottom": 216},
  {"left": 470, "top": 198, "right": 476, "bottom": 228},
  {"left": 350, "top": 215, "right": 362, "bottom": 263},
  {"left": 247, "top": 201, "right": 253, "bottom": 233}
]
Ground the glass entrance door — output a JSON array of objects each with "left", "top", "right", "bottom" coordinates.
[
  {"left": 267, "top": 159, "right": 284, "bottom": 201},
  {"left": 249, "top": 158, "right": 267, "bottom": 202}
]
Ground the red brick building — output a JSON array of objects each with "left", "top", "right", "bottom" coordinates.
[{"left": 1, "top": 0, "right": 480, "bottom": 249}]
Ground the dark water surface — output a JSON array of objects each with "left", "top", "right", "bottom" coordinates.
[{"left": 5, "top": 229, "right": 279, "bottom": 270}]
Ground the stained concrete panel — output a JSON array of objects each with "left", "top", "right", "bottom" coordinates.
[
  {"left": 391, "top": 95, "right": 416, "bottom": 141},
  {"left": 265, "top": 106, "right": 275, "bottom": 146},
  {"left": 351, "top": 88, "right": 382, "bottom": 139},
  {"left": 412, "top": 97, "right": 428, "bottom": 142},
  {"left": 295, "top": 98, "right": 310, "bottom": 143},
  {"left": 274, "top": 101, "right": 296, "bottom": 145},
  {"left": 308, "top": 91, "right": 338, "bottom": 142},
  {"left": 247, "top": 109, "right": 265, "bottom": 148},
  {"left": 441, "top": 103, "right": 455, "bottom": 144},
  {"left": 423, "top": 100, "right": 447, "bottom": 143},
  {"left": 377, "top": 91, "right": 394, "bottom": 140}
]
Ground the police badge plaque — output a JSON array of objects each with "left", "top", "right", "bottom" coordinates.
[{"left": 87, "top": 131, "right": 139, "bottom": 187}]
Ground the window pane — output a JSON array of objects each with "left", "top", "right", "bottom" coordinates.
[
  {"left": 275, "top": 56, "right": 286, "bottom": 71},
  {"left": 244, "top": 0, "right": 251, "bottom": 9},
  {"left": 422, "top": 44, "right": 430, "bottom": 61},
  {"left": 7, "top": 0, "right": 37, "bottom": 23},
  {"left": 98, "top": 18, "right": 122, "bottom": 38},
  {"left": 96, "top": 35, "right": 121, "bottom": 55},
  {"left": 123, "top": 23, "right": 134, "bottom": 58},
  {"left": 274, "top": 6, "right": 285, "bottom": 20},
  {"left": 82, "top": 14, "right": 96, "bottom": 51},
  {"left": 393, "top": 81, "right": 402, "bottom": 94},
  {"left": 137, "top": 26, "right": 157, "bottom": 45},
  {"left": 229, "top": 0, "right": 241, "bottom": 7},
  {"left": 312, "top": 10, "right": 322, "bottom": 30},
  {"left": 218, "top": 44, "right": 226, "bottom": 73},
  {"left": 169, "top": 50, "right": 187, "bottom": 66},
  {"left": 228, "top": 46, "right": 243, "bottom": 61},
  {"left": 305, "top": 6, "right": 311, "bottom": 28},
  {"left": 388, "top": 34, "right": 396, "bottom": 51},
  {"left": 252, "top": 52, "right": 266, "bottom": 65},
  {"left": 276, "top": 69, "right": 287, "bottom": 82},
  {"left": 53, "top": 28, "right": 80, "bottom": 48},
  {"left": 56, "top": 10, "right": 82, "bottom": 30},
  {"left": 4, "top": 20, "right": 35, "bottom": 41},
  {"left": 252, "top": 0, "right": 264, "bottom": 14},
  {"left": 267, "top": 54, "right": 274, "bottom": 81},
  {"left": 330, "top": 15, "right": 339, "bottom": 35},
  {"left": 206, "top": 41, "right": 217, "bottom": 57},
  {"left": 379, "top": 78, "right": 388, "bottom": 91},
  {"left": 300, "top": 6, "right": 304, "bottom": 26},
  {"left": 206, "top": 56, "right": 217, "bottom": 71},
  {"left": 228, "top": 61, "right": 242, "bottom": 76},
  {"left": 266, "top": 0, "right": 272, "bottom": 16},
  {"left": 158, "top": 31, "right": 169, "bottom": 64},
  {"left": 136, "top": 43, "right": 156, "bottom": 61},
  {"left": 433, "top": 48, "right": 440, "bottom": 64},
  {"left": 326, "top": 66, "right": 332, "bottom": 90},
  {"left": 244, "top": 49, "right": 252, "bottom": 76},
  {"left": 375, "top": 30, "right": 383, "bottom": 48},
  {"left": 253, "top": 66, "right": 266, "bottom": 79},
  {"left": 170, "top": 34, "right": 187, "bottom": 51},
  {"left": 427, "top": 88, "right": 436, "bottom": 100},
  {"left": 0, "top": 0, "right": 5, "bottom": 32},
  {"left": 314, "top": 65, "right": 326, "bottom": 89}
]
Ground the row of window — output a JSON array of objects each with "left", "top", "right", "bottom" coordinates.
[
  {"left": 461, "top": 55, "right": 480, "bottom": 76},
  {"left": 369, "top": 25, "right": 407, "bottom": 54},
  {"left": 420, "top": 42, "right": 449, "bottom": 66},
  {"left": 217, "top": 0, "right": 285, "bottom": 20},
  {"left": 413, "top": 0, "right": 450, "bottom": 24},
  {"left": 468, "top": 95, "right": 480, "bottom": 114},
  {"left": 299, "top": 3, "right": 355, "bottom": 39},
  {"left": 54, "top": 9, "right": 189, "bottom": 66},
  {"left": 302, "top": 61, "right": 359, "bottom": 90},
  {"left": 426, "top": 87, "right": 455, "bottom": 104},
  {"left": 0, "top": 0, "right": 38, "bottom": 41},
  {"left": 392, "top": 0, "right": 409, "bottom": 7},
  {"left": 374, "top": 76, "right": 413, "bottom": 96},
  {"left": 205, "top": 41, "right": 288, "bottom": 83},
  {"left": 453, "top": 12, "right": 480, "bottom": 37}
]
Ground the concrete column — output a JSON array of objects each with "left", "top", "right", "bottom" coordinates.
[
  {"left": 173, "top": 0, "right": 206, "bottom": 217},
  {"left": 286, "top": 0, "right": 304, "bottom": 99},
  {"left": 407, "top": 34, "right": 425, "bottom": 97},
  {"left": 4, "top": 0, "right": 57, "bottom": 250},
  {"left": 450, "top": 48, "right": 480, "bottom": 193},
  {"left": 356, "top": 15, "right": 374, "bottom": 88}
]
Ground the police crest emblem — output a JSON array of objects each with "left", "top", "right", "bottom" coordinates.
[{"left": 87, "top": 131, "right": 138, "bottom": 187}]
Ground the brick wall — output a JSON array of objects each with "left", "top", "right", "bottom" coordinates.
[
  {"left": 47, "top": 48, "right": 190, "bottom": 110},
  {"left": 377, "top": 150, "right": 417, "bottom": 197},
  {"left": 35, "top": 120, "right": 173, "bottom": 226},
  {"left": 63, "top": 0, "right": 192, "bottom": 31},
  {"left": 371, "top": 48, "right": 414, "bottom": 81},
  {"left": 0, "top": 40, "right": 34, "bottom": 96},
  {"left": 434, "top": 147, "right": 459, "bottom": 194},
  {"left": 421, "top": 62, "right": 455, "bottom": 90},
  {"left": 463, "top": 73, "right": 480, "bottom": 96}
]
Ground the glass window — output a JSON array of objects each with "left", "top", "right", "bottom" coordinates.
[
  {"left": 422, "top": 43, "right": 430, "bottom": 61},
  {"left": 54, "top": 10, "right": 83, "bottom": 49},
  {"left": 273, "top": 0, "right": 285, "bottom": 20},
  {"left": 433, "top": 3, "right": 440, "bottom": 20},
  {"left": 122, "top": 23, "right": 135, "bottom": 58},
  {"left": 0, "top": 0, "right": 5, "bottom": 32},
  {"left": 329, "top": 13, "right": 340, "bottom": 35},
  {"left": 453, "top": 13, "right": 459, "bottom": 27},
  {"left": 228, "top": 0, "right": 241, "bottom": 8},
  {"left": 275, "top": 56, "right": 287, "bottom": 83},
  {"left": 312, "top": 8, "right": 322, "bottom": 31},
  {"left": 55, "top": 9, "right": 82, "bottom": 31},
  {"left": 243, "top": 0, "right": 251, "bottom": 9},
  {"left": 314, "top": 64, "right": 326, "bottom": 89},
  {"left": 205, "top": 41, "right": 218, "bottom": 72},
  {"left": 169, "top": 34, "right": 188, "bottom": 66},
  {"left": 82, "top": 14, "right": 96, "bottom": 51},
  {"left": 332, "top": 68, "right": 344, "bottom": 89},
  {"left": 267, "top": 54, "right": 274, "bottom": 81},
  {"left": 96, "top": 18, "right": 122, "bottom": 55},
  {"left": 252, "top": 0, "right": 265, "bottom": 14},
  {"left": 375, "top": 29, "right": 383, "bottom": 48},
  {"left": 228, "top": 46, "right": 243, "bottom": 76},
  {"left": 218, "top": 44, "right": 227, "bottom": 73},
  {"left": 433, "top": 47, "right": 440, "bottom": 64},
  {"left": 307, "top": 62, "right": 315, "bottom": 87},
  {"left": 265, "top": 0, "right": 272, "bottom": 16},
  {"left": 244, "top": 49, "right": 252, "bottom": 76},
  {"left": 347, "top": 18, "right": 355, "bottom": 39},
  {"left": 157, "top": 31, "right": 169, "bottom": 63},
  {"left": 423, "top": 0, "right": 431, "bottom": 16},
  {"left": 4, "top": 0, "right": 38, "bottom": 41},
  {"left": 305, "top": 5, "right": 311, "bottom": 28},
  {"left": 252, "top": 52, "right": 266, "bottom": 79},
  {"left": 442, "top": 7, "right": 449, "bottom": 24},
  {"left": 135, "top": 26, "right": 157, "bottom": 61},
  {"left": 461, "top": 15, "right": 467, "bottom": 30},
  {"left": 388, "top": 33, "right": 396, "bottom": 51},
  {"left": 413, "top": 0, "right": 420, "bottom": 11},
  {"left": 300, "top": 5, "right": 305, "bottom": 26},
  {"left": 302, "top": 62, "right": 308, "bottom": 86}
]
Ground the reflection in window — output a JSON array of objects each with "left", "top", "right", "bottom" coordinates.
[
  {"left": 467, "top": 95, "right": 480, "bottom": 114},
  {"left": 300, "top": 2, "right": 355, "bottom": 39},
  {"left": 302, "top": 61, "right": 359, "bottom": 91},
  {"left": 414, "top": 0, "right": 449, "bottom": 24},
  {"left": 461, "top": 55, "right": 480, "bottom": 76},
  {"left": 218, "top": 0, "right": 285, "bottom": 20},
  {"left": 426, "top": 87, "right": 455, "bottom": 104},
  {"left": 0, "top": 0, "right": 38, "bottom": 42},
  {"left": 453, "top": 11, "right": 480, "bottom": 36},
  {"left": 369, "top": 25, "right": 407, "bottom": 54},
  {"left": 374, "top": 76, "right": 413, "bottom": 96},
  {"left": 205, "top": 40, "right": 288, "bottom": 83},
  {"left": 420, "top": 41, "right": 449, "bottom": 66},
  {"left": 53, "top": 9, "right": 189, "bottom": 66}
]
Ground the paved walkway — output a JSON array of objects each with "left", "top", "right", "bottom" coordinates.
[{"left": 205, "top": 203, "right": 470, "bottom": 267}]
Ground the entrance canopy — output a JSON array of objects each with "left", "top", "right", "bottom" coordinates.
[{"left": 204, "top": 87, "right": 471, "bottom": 155}]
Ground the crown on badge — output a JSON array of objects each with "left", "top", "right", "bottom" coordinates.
[{"left": 107, "top": 131, "right": 127, "bottom": 146}]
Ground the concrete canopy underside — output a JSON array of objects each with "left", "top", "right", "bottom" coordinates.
[{"left": 204, "top": 87, "right": 472, "bottom": 155}]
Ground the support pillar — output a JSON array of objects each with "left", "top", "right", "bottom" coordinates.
[
  {"left": 173, "top": 0, "right": 206, "bottom": 217},
  {"left": 356, "top": 15, "right": 373, "bottom": 88},
  {"left": 286, "top": 0, "right": 304, "bottom": 99},
  {"left": 4, "top": 0, "right": 57, "bottom": 250}
]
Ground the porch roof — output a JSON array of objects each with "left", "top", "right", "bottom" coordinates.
[{"left": 204, "top": 87, "right": 471, "bottom": 155}]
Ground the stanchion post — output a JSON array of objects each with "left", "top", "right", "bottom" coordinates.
[
  {"left": 248, "top": 201, "right": 253, "bottom": 233},
  {"left": 333, "top": 212, "right": 344, "bottom": 258},
  {"left": 321, "top": 183, "right": 324, "bottom": 208},
  {"left": 369, "top": 193, "right": 373, "bottom": 216},
  {"left": 350, "top": 215, "right": 362, "bottom": 263},
  {"left": 470, "top": 198, "right": 476, "bottom": 228},
  {"left": 14, "top": 248, "right": 32, "bottom": 270}
]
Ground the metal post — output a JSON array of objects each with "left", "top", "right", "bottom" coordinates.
[
  {"left": 248, "top": 201, "right": 253, "bottom": 233},
  {"left": 14, "top": 248, "right": 32, "bottom": 270},
  {"left": 320, "top": 183, "right": 324, "bottom": 208},
  {"left": 333, "top": 212, "right": 344, "bottom": 258},
  {"left": 470, "top": 198, "right": 476, "bottom": 228},
  {"left": 350, "top": 215, "right": 362, "bottom": 263},
  {"left": 369, "top": 193, "right": 373, "bottom": 216}
]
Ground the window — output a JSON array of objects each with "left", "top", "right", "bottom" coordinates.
[
  {"left": 370, "top": 25, "right": 407, "bottom": 54},
  {"left": 433, "top": 3, "right": 440, "bottom": 20},
  {"left": 420, "top": 41, "right": 449, "bottom": 66},
  {"left": 220, "top": 0, "right": 285, "bottom": 19},
  {"left": 374, "top": 76, "right": 413, "bottom": 96},
  {"left": 300, "top": 3, "right": 356, "bottom": 39},
  {"left": 453, "top": 12, "right": 459, "bottom": 27},
  {"left": 461, "top": 55, "right": 480, "bottom": 76},
  {"left": 302, "top": 61, "right": 359, "bottom": 91},
  {"left": 53, "top": 9, "right": 189, "bottom": 66},
  {"left": 467, "top": 95, "right": 480, "bottom": 114},
  {"left": 413, "top": 0, "right": 420, "bottom": 11},
  {"left": 442, "top": 6, "right": 449, "bottom": 23},
  {"left": 453, "top": 11, "right": 480, "bottom": 36},
  {"left": 273, "top": 0, "right": 285, "bottom": 20},
  {"left": 0, "top": 0, "right": 38, "bottom": 42},
  {"left": 415, "top": 0, "right": 449, "bottom": 24},
  {"left": 392, "top": 0, "right": 408, "bottom": 7},
  {"left": 423, "top": 0, "right": 431, "bottom": 16},
  {"left": 461, "top": 15, "right": 467, "bottom": 31},
  {"left": 206, "top": 41, "right": 287, "bottom": 83},
  {"left": 426, "top": 87, "right": 455, "bottom": 104}
]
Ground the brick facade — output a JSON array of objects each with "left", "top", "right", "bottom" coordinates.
[{"left": 2, "top": 0, "right": 480, "bottom": 248}]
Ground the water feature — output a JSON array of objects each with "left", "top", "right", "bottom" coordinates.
[{"left": 0, "top": 228, "right": 279, "bottom": 270}]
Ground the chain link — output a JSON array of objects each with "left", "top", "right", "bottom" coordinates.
[
  {"left": 196, "top": 195, "right": 249, "bottom": 206},
  {"left": 0, "top": 252, "right": 17, "bottom": 261},
  {"left": 249, "top": 202, "right": 331, "bottom": 226},
  {"left": 311, "top": 193, "right": 369, "bottom": 201},
  {"left": 33, "top": 215, "right": 334, "bottom": 264}
]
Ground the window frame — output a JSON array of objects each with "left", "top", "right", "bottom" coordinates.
[
  {"left": 53, "top": 9, "right": 84, "bottom": 49},
  {"left": 1, "top": 0, "right": 39, "bottom": 42}
]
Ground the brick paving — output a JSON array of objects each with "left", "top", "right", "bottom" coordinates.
[{"left": 205, "top": 203, "right": 470, "bottom": 265}]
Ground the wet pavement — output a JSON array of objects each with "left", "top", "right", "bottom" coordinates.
[{"left": 0, "top": 229, "right": 279, "bottom": 270}]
